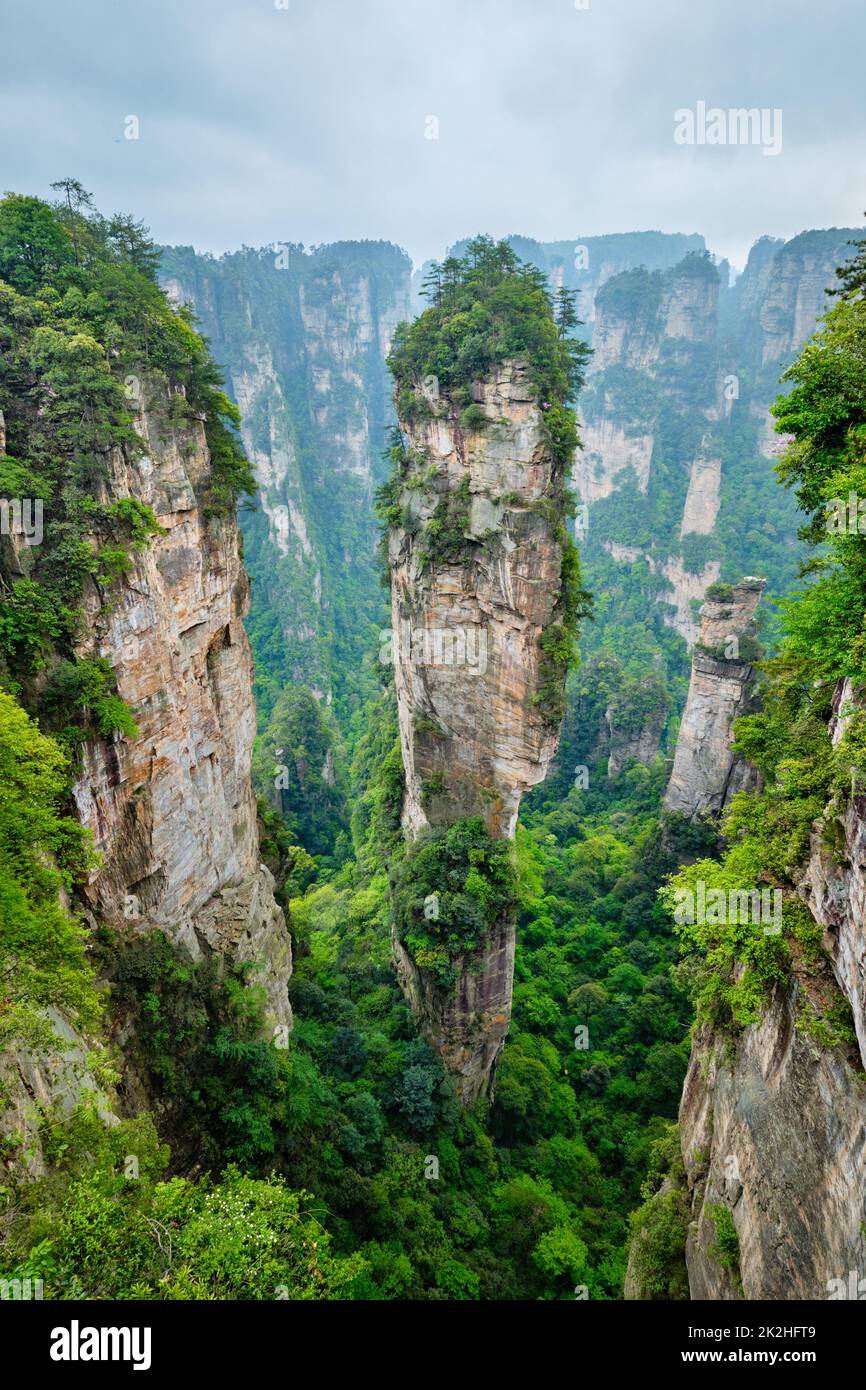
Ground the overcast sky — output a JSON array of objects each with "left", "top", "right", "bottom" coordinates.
[{"left": 1, "top": 0, "right": 863, "bottom": 271}]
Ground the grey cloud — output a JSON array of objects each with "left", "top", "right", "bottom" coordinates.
[{"left": 0, "top": 0, "right": 862, "bottom": 269}]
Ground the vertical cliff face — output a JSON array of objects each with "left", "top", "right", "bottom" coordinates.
[
  {"left": 662, "top": 668, "right": 866, "bottom": 1301},
  {"left": 664, "top": 579, "right": 764, "bottom": 817},
  {"left": 386, "top": 345, "right": 575, "bottom": 1101},
  {"left": 798, "top": 679, "right": 866, "bottom": 1073},
  {"left": 1, "top": 358, "right": 291, "bottom": 1177},
  {"left": 679, "top": 974, "right": 866, "bottom": 1300},
  {"left": 577, "top": 253, "right": 720, "bottom": 507},
  {"left": 71, "top": 386, "right": 292, "bottom": 1033},
  {"left": 159, "top": 242, "right": 412, "bottom": 715},
  {"left": 390, "top": 361, "right": 566, "bottom": 841}
]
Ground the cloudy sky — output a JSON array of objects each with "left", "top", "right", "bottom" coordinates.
[{"left": 1, "top": 0, "right": 863, "bottom": 270}]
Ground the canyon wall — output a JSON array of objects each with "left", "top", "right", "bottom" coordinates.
[
  {"left": 1, "top": 380, "right": 291, "bottom": 1171},
  {"left": 159, "top": 242, "right": 412, "bottom": 716},
  {"left": 679, "top": 971, "right": 866, "bottom": 1300},
  {"left": 576, "top": 227, "right": 858, "bottom": 652},
  {"left": 72, "top": 384, "right": 292, "bottom": 1030},
  {"left": 387, "top": 360, "right": 570, "bottom": 1101},
  {"left": 649, "top": 669, "right": 866, "bottom": 1300}
]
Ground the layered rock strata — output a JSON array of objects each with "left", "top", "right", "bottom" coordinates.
[{"left": 387, "top": 360, "right": 570, "bottom": 1100}]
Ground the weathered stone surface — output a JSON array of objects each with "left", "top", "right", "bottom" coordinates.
[
  {"left": 71, "top": 390, "right": 292, "bottom": 1032},
  {"left": 680, "top": 979, "right": 866, "bottom": 1300},
  {"left": 574, "top": 418, "right": 653, "bottom": 505},
  {"left": 678, "top": 670, "right": 866, "bottom": 1302},
  {"left": 664, "top": 579, "right": 764, "bottom": 817},
  {"left": 798, "top": 679, "right": 866, "bottom": 1070},
  {"left": 388, "top": 359, "right": 568, "bottom": 1101},
  {"left": 680, "top": 457, "right": 722, "bottom": 536},
  {"left": 0, "top": 1010, "right": 117, "bottom": 1181},
  {"left": 605, "top": 702, "right": 666, "bottom": 778},
  {"left": 390, "top": 361, "right": 565, "bottom": 843}
]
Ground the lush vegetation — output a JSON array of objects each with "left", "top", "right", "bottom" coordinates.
[
  {"left": 0, "top": 186, "right": 253, "bottom": 747},
  {"left": 663, "top": 230, "right": 866, "bottom": 1036},
  {"left": 3, "top": 203, "right": 864, "bottom": 1301},
  {"left": 388, "top": 235, "right": 590, "bottom": 449}
]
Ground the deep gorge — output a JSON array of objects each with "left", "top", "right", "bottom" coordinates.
[{"left": 2, "top": 189, "right": 866, "bottom": 1302}]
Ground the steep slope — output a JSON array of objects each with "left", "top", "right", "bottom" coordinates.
[
  {"left": 578, "top": 230, "right": 858, "bottom": 646},
  {"left": 636, "top": 237, "right": 866, "bottom": 1301},
  {"left": 71, "top": 385, "right": 292, "bottom": 1032}
]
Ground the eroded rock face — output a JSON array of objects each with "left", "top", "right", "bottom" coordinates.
[
  {"left": 798, "top": 679, "right": 866, "bottom": 1071},
  {"left": 664, "top": 580, "right": 764, "bottom": 817},
  {"left": 574, "top": 418, "right": 653, "bottom": 504},
  {"left": 72, "top": 391, "right": 292, "bottom": 1032},
  {"left": 390, "top": 361, "right": 566, "bottom": 842},
  {"left": 605, "top": 703, "right": 666, "bottom": 778},
  {"left": 680, "top": 457, "right": 722, "bottom": 537},
  {"left": 680, "top": 979, "right": 866, "bottom": 1301},
  {"left": 388, "top": 360, "right": 568, "bottom": 1101},
  {"left": 161, "top": 244, "right": 412, "bottom": 702},
  {"left": 678, "top": 673, "right": 866, "bottom": 1302}
]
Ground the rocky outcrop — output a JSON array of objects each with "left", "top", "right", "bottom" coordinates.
[
  {"left": 574, "top": 418, "right": 653, "bottom": 503},
  {"left": 72, "top": 388, "right": 292, "bottom": 1032},
  {"left": 606, "top": 703, "right": 666, "bottom": 778},
  {"left": 389, "top": 362, "right": 566, "bottom": 842},
  {"left": 387, "top": 359, "right": 570, "bottom": 1100},
  {"left": 798, "top": 679, "right": 866, "bottom": 1075},
  {"left": 680, "top": 975, "right": 866, "bottom": 1300},
  {"left": 664, "top": 579, "right": 764, "bottom": 817},
  {"left": 680, "top": 457, "right": 722, "bottom": 536},
  {"left": 677, "top": 674, "right": 866, "bottom": 1302}
]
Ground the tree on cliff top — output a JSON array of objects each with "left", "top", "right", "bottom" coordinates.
[{"left": 389, "top": 235, "right": 590, "bottom": 410}]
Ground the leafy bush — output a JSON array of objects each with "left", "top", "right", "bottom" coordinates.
[{"left": 391, "top": 818, "right": 518, "bottom": 989}]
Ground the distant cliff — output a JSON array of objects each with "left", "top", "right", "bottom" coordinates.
[
  {"left": 664, "top": 578, "right": 764, "bottom": 817},
  {"left": 159, "top": 241, "right": 412, "bottom": 721},
  {"left": 577, "top": 227, "right": 859, "bottom": 650}
]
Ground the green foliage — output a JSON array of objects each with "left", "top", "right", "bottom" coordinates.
[
  {"left": 0, "top": 690, "right": 99, "bottom": 1054},
  {"left": 392, "top": 818, "right": 519, "bottom": 989},
  {"left": 660, "top": 236, "right": 866, "bottom": 1034},
  {"left": 627, "top": 1125, "right": 689, "bottom": 1300},
  {"left": 42, "top": 658, "right": 139, "bottom": 745},
  {"left": 0, "top": 188, "right": 255, "bottom": 746},
  {"left": 420, "top": 474, "right": 472, "bottom": 568},
  {"left": 708, "top": 1203, "right": 742, "bottom": 1287},
  {"left": 106, "top": 930, "right": 303, "bottom": 1171},
  {"left": 0, "top": 1108, "right": 362, "bottom": 1300},
  {"left": 254, "top": 683, "right": 350, "bottom": 863},
  {"left": 389, "top": 236, "right": 590, "bottom": 416}
]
